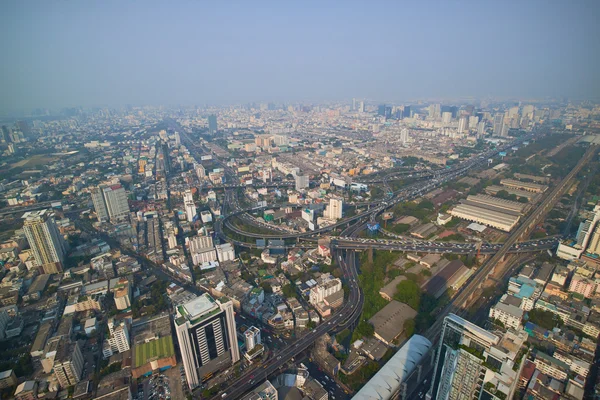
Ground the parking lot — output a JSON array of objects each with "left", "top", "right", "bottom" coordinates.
[{"left": 134, "top": 367, "right": 185, "bottom": 400}]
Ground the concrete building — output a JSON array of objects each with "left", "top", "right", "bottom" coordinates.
[
  {"left": 465, "top": 194, "right": 527, "bottom": 214},
  {"left": 429, "top": 314, "right": 525, "bottom": 400},
  {"left": 13, "top": 380, "right": 37, "bottom": 400},
  {"left": 52, "top": 339, "right": 84, "bottom": 389},
  {"left": 0, "top": 310, "right": 8, "bottom": 340},
  {"left": 103, "top": 318, "right": 130, "bottom": 358},
  {"left": 324, "top": 197, "right": 343, "bottom": 220},
  {"left": 91, "top": 184, "right": 130, "bottom": 223},
  {"left": 244, "top": 326, "right": 261, "bottom": 352},
  {"left": 568, "top": 274, "right": 597, "bottom": 298},
  {"left": 215, "top": 243, "right": 235, "bottom": 262},
  {"left": 241, "top": 380, "right": 278, "bottom": 400},
  {"left": 113, "top": 278, "right": 132, "bottom": 310},
  {"left": 0, "top": 369, "right": 17, "bottom": 389},
  {"left": 489, "top": 301, "right": 524, "bottom": 330},
  {"left": 174, "top": 294, "right": 239, "bottom": 390},
  {"left": 183, "top": 189, "right": 197, "bottom": 222},
  {"left": 22, "top": 210, "right": 66, "bottom": 274}
]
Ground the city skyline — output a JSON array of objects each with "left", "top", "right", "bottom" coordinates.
[{"left": 2, "top": 1, "right": 600, "bottom": 115}]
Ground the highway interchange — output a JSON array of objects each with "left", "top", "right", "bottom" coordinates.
[{"left": 175, "top": 125, "right": 589, "bottom": 400}]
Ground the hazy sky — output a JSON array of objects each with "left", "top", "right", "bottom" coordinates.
[{"left": 1, "top": 1, "right": 599, "bottom": 114}]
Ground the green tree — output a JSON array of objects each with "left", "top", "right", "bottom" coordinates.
[
  {"left": 282, "top": 284, "right": 296, "bottom": 298},
  {"left": 394, "top": 280, "right": 421, "bottom": 310},
  {"left": 403, "top": 318, "right": 416, "bottom": 338}
]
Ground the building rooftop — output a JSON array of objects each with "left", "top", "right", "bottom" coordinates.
[
  {"left": 368, "top": 300, "right": 417, "bottom": 344},
  {"left": 179, "top": 293, "right": 218, "bottom": 322}
]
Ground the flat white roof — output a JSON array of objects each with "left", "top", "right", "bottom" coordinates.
[{"left": 182, "top": 293, "right": 217, "bottom": 320}]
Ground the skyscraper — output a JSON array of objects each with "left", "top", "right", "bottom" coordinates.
[
  {"left": 175, "top": 294, "right": 239, "bottom": 389},
  {"left": 377, "top": 104, "right": 386, "bottom": 116},
  {"left": 493, "top": 114, "right": 505, "bottom": 136},
  {"left": 208, "top": 115, "right": 218, "bottom": 135},
  {"left": 91, "top": 184, "right": 130, "bottom": 223},
  {"left": 429, "top": 104, "right": 441, "bottom": 119},
  {"left": 23, "top": 210, "right": 66, "bottom": 274},
  {"left": 184, "top": 189, "right": 197, "bottom": 222},
  {"left": 352, "top": 98, "right": 357, "bottom": 111},
  {"left": 403, "top": 105, "right": 411, "bottom": 118},
  {"left": 429, "top": 314, "right": 527, "bottom": 400},
  {"left": 400, "top": 128, "right": 409, "bottom": 146},
  {"left": 477, "top": 121, "right": 486, "bottom": 136},
  {"left": 458, "top": 117, "right": 469, "bottom": 134},
  {"left": 325, "top": 197, "right": 343, "bottom": 220}
]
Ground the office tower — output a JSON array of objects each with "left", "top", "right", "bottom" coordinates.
[
  {"left": 508, "top": 106, "right": 520, "bottom": 118},
  {"left": 458, "top": 117, "right": 469, "bottom": 134},
  {"left": 493, "top": 114, "right": 504, "bottom": 136},
  {"left": 184, "top": 189, "right": 197, "bottom": 222},
  {"left": 91, "top": 184, "right": 130, "bottom": 223},
  {"left": 522, "top": 105, "right": 535, "bottom": 117},
  {"left": 352, "top": 98, "right": 357, "bottom": 111},
  {"left": 174, "top": 132, "right": 181, "bottom": 145},
  {"left": 53, "top": 339, "right": 84, "bottom": 389},
  {"left": 400, "top": 128, "right": 409, "bottom": 146},
  {"left": 403, "top": 105, "right": 411, "bottom": 118},
  {"left": 208, "top": 115, "right": 218, "bottom": 134},
  {"left": 325, "top": 197, "right": 343, "bottom": 220},
  {"left": 385, "top": 106, "right": 392, "bottom": 118},
  {"left": 295, "top": 174, "right": 309, "bottom": 191},
  {"left": 23, "top": 210, "right": 66, "bottom": 274},
  {"left": 501, "top": 124, "right": 509, "bottom": 137},
  {"left": 1, "top": 126, "right": 11, "bottom": 143},
  {"left": 244, "top": 326, "right": 261, "bottom": 352},
  {"left": 442, "top": 112, "right": 452, "bottom": 124},
  {"left": 377, "top": 104, "right": 386, "bottom": 116},
  {"left": 175, "top": 294, "right": 240, "bottom": 389},
  {"left": 359, "top": 101, "right": 365, "bottom": 113},
  {"left": 477, "top": 121, "right": 486, "bottom": 136}
]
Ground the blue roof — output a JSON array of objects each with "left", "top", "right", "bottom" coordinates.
[{"left": 515, "top": 284, "right": 535, "bottom": 299}]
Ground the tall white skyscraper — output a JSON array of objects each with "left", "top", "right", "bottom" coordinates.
[
  {"left": 325, "top": 197, "right": 343, "bottom": 220},
  {"left": 469, "top": 116, "right": 479, "bottom": 130},
  {"left": 183, "top": 189, "right": 197, "bottom": 222},
  {"left": 458, "top": 117, "right": 468, "bottom": 134},
  {"left": 175, "top": 294, "right": 239, "bottom": 390},
  {"left": 400, "top": 128, "right": 409, "bottom": 146},
  {"left": 23, "top": 210, "right": 66, "bottom": 274},
  {"left": 477, "top": 121, "right": 486, "bottom": 136},
  {"left": 493, "top": 114, "right": 505, "bottom": 137},
  {"left": 91, "top": 184, "right": 130, "bottom": 223}
]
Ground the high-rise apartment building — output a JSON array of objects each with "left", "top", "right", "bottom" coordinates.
[
  {"left": 208, "top": 115, "right": 218, "bottom": 135},
  {"left": 493, "top": 114, "right": 505, "bottom": 137},
  {"left": 458, "top": 117, "right": 469, "bottom": 134},
  {"left": 429, "top": 104, "right": 441, "bottom": 119},
  {"left": 52, "top": 339, "right": 84, "bottom": 389},
  {"left": 325, "top": 198, "right": 343, "bottom": 220},
  {"left": 477, "top": 121, "right": 486, "bottom": 136},
  {"left": 103, "top": 318, "right": 130, "bottom": 358},
  {"left": 429, "top": 314, "right": 526, "bottom": 400},
  {"left": 400, "top": 128, "right": 409, "bottom": 146},
  {"left": 23, "top": 210, "right": 66, "bottom": 274},
  {"left": 184, "top": 189, "right": 197, "bottom": 222},
  {"left": 195, "top": 163, "right": 206, "bottom": 179},
  {"left": 175, "top": 294, "right": 239, "bottom": 389},
  {"left": 91, "top": 184, "right": 130, "bottom": 223}
]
